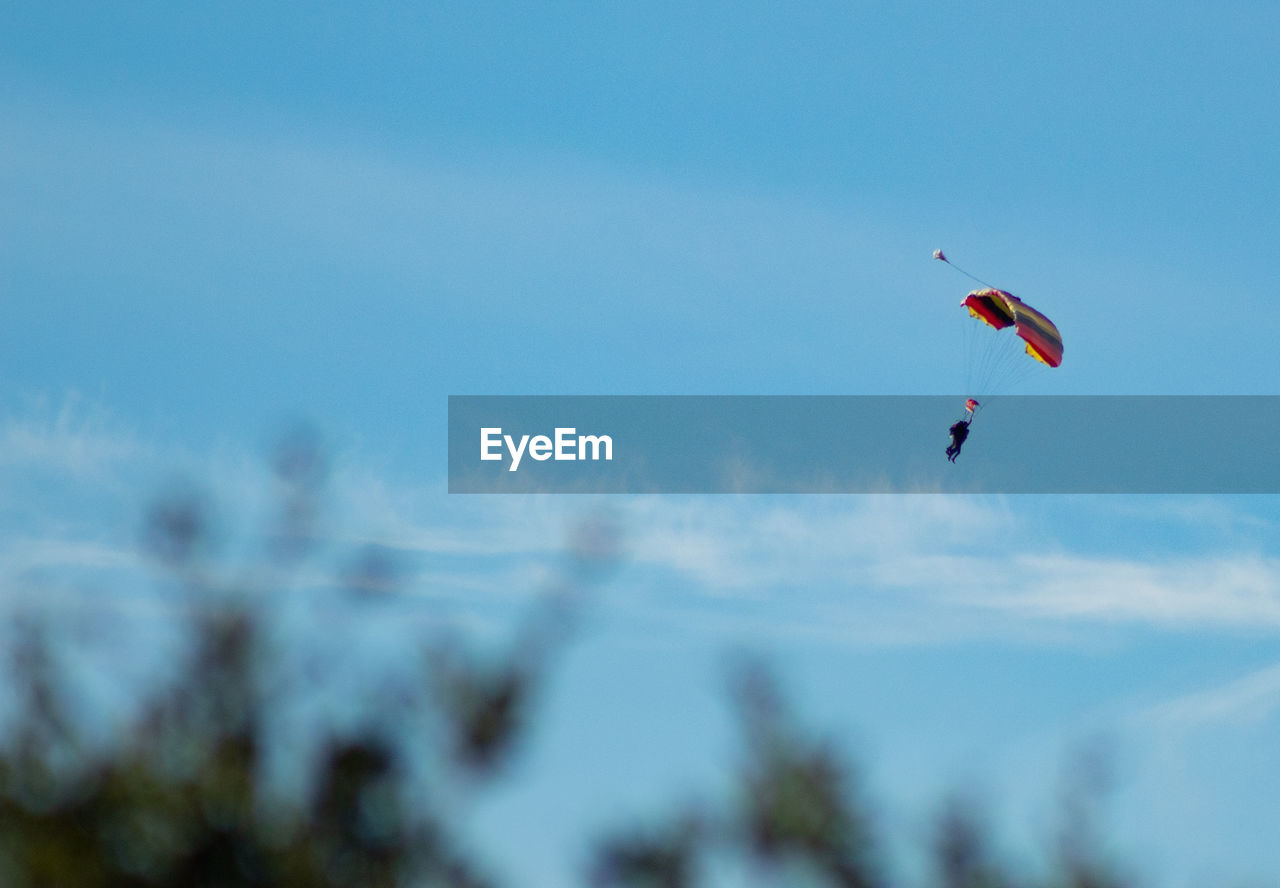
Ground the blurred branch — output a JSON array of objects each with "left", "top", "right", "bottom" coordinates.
[
  {"left": 732, "top": 662, "right": 882, "bottom": 888},
  {"left": 932, "top": 796, "right": 1014, "bottom": 888},
  {"left": 589, "top": 812, "right": 704, "bottom": 888}
]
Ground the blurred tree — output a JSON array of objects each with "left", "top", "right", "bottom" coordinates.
[{"left": 0, "top": 439, "right": 1135, "bottom": 887}]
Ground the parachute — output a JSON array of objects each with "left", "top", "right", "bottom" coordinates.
[
  {"left": 934, "top": 250, "right": 1063, "bottom": 420},
  {"left": 961, "top": 288, "right": 1063, "bottom": 368}
]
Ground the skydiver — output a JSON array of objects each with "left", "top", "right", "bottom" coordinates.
[{"left": 945, "top": 419, "right": 970, "bottom": 463}]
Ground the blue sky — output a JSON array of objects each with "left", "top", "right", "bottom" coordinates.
[{"left": 5, "top": 3, "right": 1280, "bottom": 885}]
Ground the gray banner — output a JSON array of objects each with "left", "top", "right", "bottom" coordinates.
[{"left": 447, "top": 396, "right": 1280, "bottom": 494}]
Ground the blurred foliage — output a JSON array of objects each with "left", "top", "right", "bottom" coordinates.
[
  {"left": 0, "top": 436, "right": 1136, "bottom": 887},
  {"left": 730, "top": 662, "right": 881, "bottom": 888},
  {"left": 932, "top": 796, "right": 1015, "bottom": 888}
]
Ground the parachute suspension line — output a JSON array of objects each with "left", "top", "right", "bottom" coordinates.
[
  {"left": 932, "top": 249, "right": 1000, "bottom": 290},
  {"left": 969, "top": 327, "right": 1042, "bottom": 395},
  {"left": 961, "top": 303, "right": 995, "bottom": 418},
  {"left": 962, "top": 307, "right": 1011, "bottom": 396}
]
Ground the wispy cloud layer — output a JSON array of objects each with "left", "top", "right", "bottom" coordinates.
[{"left": 3, "top": 398, "right": 1279, "bottom": 648}]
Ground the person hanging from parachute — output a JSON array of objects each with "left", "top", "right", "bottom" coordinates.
[
  {"left": 945, "top": 398, "right": 980, "bottom": 462},
  {"left": 945, "top": 419, "right": 969, "bottom": 462},
  {"left": 933, "top": 250, "right": 1063, "bottom": 462}
]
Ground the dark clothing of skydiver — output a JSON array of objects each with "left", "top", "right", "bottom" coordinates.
[{"left": 946, "top": 420, "right": 970, "bottom": 463}]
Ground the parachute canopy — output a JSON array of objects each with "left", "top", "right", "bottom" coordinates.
[{"left": 961, "top": 288, "right": 1063, "bottom": 368}]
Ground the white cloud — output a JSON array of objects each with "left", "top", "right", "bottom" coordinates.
[
  {"left": 322, "top": 490, "right": 1280, "bottom": 646},
  {"left": 0, "top": 537, "right": 142, "bottom": 575},
  {"left": 0, "top": 393, "right": 148, "bottom": 480},
  {"left": 1138, "top": 661, "right": 1280, "bottom": 730},
  {"left": 956, "top": 553, "right": 1280, "bottom": 628}
]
